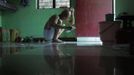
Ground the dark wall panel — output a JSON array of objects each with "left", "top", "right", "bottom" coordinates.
[{"left": 76, "top": 0, "right": 112, "bottom": 37}]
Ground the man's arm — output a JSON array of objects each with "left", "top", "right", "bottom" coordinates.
[
  {"left": 69, "top": 8, "right": 75, "bottom": 25},
  {"left": 51, "top": 15, "right": 72, "bottom": 29}
]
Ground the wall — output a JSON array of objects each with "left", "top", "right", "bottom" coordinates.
[
  {"left": 1, "top": 0, "right": 134, "bottom": 38},
  {"left": 76, "top": 0, "right": 113, "bottom": 37},
  {"left": 0, "top": 48, "right": 1, "bottom": 69},
  {"left": 0, "top": 58, "right": 1, "bottom": 68},
  {"left": 116, "top": 0, "right": 134, "bottom": 16},
  {"left": 0, "top": 11, "right": 2, "bottom": 27},
  {"left": 2, "top": 0, "right": 75, "bottom": 38}
]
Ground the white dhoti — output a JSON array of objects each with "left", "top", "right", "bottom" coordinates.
[{"left": 44, "top": 27, "right": 55, "bottom": 42}]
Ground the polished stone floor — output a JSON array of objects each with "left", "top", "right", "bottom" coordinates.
[{"left": 0, "top": 42, "right": 133, "bottom": 75}]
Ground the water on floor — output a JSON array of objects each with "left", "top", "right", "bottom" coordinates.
[{"left": 0, "top": 42, "right": 133, "bottom": 75}]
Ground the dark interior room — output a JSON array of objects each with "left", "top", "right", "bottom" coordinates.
[{"left": 0, "top": 0, "right": 134, "bottom": 75}]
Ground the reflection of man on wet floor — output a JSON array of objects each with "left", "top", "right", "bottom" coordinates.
[{"left": 44, "top": 44, "right": 73, "bottom": 75}]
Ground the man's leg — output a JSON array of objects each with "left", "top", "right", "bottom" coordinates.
[{"left": 53, "top": 29, "right": 64, "bottom": 42}]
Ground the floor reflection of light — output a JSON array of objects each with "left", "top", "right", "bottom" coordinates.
[
  {"left": 114, "top": 67, "right": 116, "bottom": 75},
  {"left": 77, "top": 42, "right": 102, "bottom": 46},
  {"left": 77, "top": 37, "right": 102, "bottom": 46}
]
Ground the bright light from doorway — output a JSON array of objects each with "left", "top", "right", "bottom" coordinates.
[{"left": 113, "top": 0, "right": 116, "bottom": 20}]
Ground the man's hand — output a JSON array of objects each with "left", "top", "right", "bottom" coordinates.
[
  {"left": 66, "top": 26, "right": 76, "bottom": 30},
  {"left": 70, "top": 8, "right": 75, "bottom": 13},
  {"left": 71, "top": 26, "right": 76, "bottom": 30},
  {"left": 68, "top": 8, "right": 75, "bottom": 25},
  {"left": 66, "top": 26, "right": 72, "bottom": 30}
]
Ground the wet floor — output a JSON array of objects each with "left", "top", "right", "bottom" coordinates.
[{"left": 0, "top": 42, "right": 134, "bottom": 75}]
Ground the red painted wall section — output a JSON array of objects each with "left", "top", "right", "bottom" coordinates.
[{"left": 76, "top": 0, "right": 112, "bottom": 37}]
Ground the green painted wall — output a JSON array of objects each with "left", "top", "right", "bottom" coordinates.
[
  {"left": 2, "top": 0, "right": 134, "bottom": 38},
  {"left": 0, "top": 11, "right": 2, "bottom": 27},
  {"left": 2, "top": 0, "right": 76, "bottom": 38},
  {"left": 0, "top": 58, "right": 1, "bottom": 68},
  {"left": 116, "top": 0, "right": 134, "bottom": 16}
]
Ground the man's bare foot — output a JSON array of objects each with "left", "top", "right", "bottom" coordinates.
[{"left": 53, "top": 39, "right": 63, "bottom": 43}]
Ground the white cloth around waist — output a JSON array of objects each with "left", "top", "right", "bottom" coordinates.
[{"left": 44, "top": 27, "right": 55, "bottom": 42}]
